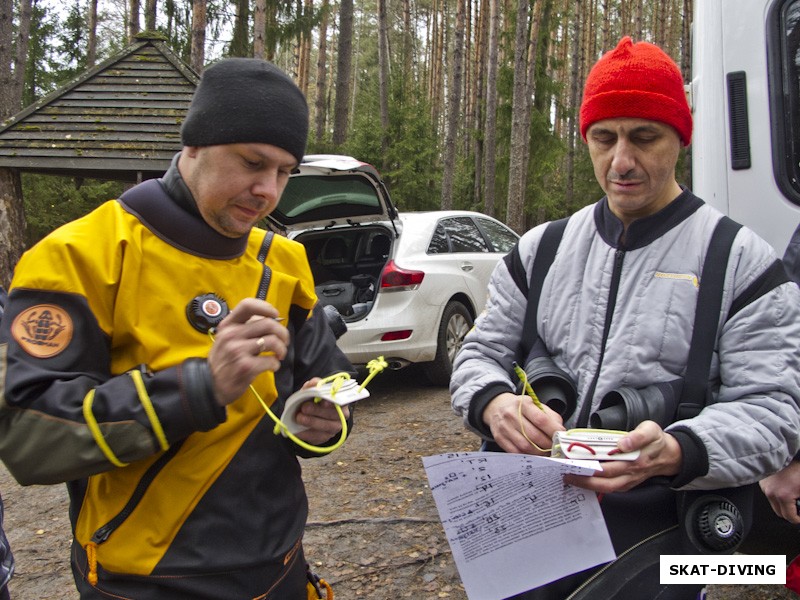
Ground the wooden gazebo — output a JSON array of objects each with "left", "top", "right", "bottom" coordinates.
[{"left": 0, "top": 33, "right": 199, "bottom": 183}]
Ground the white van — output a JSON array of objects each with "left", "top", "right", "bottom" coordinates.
[{"left": 690, "top": 0, "right": 800, "bottom": 254}]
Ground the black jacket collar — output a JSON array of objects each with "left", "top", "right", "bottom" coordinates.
[
  {"left": 593, "top": 188, "right": 704, "bottom": 250},
  {"left": 118, "top": 153, "right": 251, "bottom": 258}
]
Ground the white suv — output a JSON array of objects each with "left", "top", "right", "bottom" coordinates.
[{"left": 267, "top": 155, "right": 519, "bottom": 385}]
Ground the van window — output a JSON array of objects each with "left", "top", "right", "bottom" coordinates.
[{"left": 770, "top": 0, "right": 800, "bottom": 203}]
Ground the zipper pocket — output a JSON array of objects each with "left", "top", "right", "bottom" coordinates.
[{"left": 85, "top": 441, "right": 184, "bottom": 585}]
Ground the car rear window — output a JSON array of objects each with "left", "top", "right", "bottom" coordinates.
[
  {"left": 275, "top": 175, "right": 383, "bottom": 224},
  {"left": 476, "top": 217, "right": 519, "bottom": 252},
  {"left": 440, "top": 217, "right": 490, "bottom": 253}
]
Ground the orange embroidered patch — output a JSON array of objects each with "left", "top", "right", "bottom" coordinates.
[{"left": 11, "top": 304, "right": 73, "bottom": 358}]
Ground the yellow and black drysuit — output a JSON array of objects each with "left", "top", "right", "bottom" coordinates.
[{"left": 0, "top": 160, "right": 353, "bottom": 599}]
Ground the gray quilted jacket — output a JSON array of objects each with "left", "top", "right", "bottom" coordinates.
[
  {"left": 0, "top": 493, "right": 11, "bottom": 592},
  {"left": 451, "top": 190, "right": 800, "bottom": 491}
]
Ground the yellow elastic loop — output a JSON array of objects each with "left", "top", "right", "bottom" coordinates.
[
  {"left": 319, "top": 578, "right": 334, "bottom": 600},
  {"left": 512, "top": 361, "right": 544, "bottom": 410},
  {"left": 82, "top": 389, "right": 129, "bottom": 468},
  {"left": 316, "top": 372, "right": 350, "bottom": 401},
  {"left": 510, "top": 361, "right": 549, "bottom": 452},
  {"left": 128, "top": 370, "right": 169, "bottom": 451},
  {"left": 308, "top": 577, "right": 334, "bottom": 599},
  {"left": 360, "top": 356, "right": 388, "bottom": 391},
  {"left": 260, "top": 382, "right": 349, "bottom": 454},
  {"left": 206, "top": 330, "right": 385, "bottom": 454},
  {"left": 86, "top": 541, "right": 99, "bottom": 585},
  {"left": 517, "top": 397, "right": 551, "bottom": 453}
]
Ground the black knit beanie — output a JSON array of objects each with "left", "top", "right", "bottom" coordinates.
[{"left": 181, "top": 58, "right": 309, "bottom": 163}]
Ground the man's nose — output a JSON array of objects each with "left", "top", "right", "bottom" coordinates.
[
  {"left": 610, "top": 140, "right": 636, "bottom": 176},
  {"left": 251, "top": 171, "right": 280, "bottom": 202}
]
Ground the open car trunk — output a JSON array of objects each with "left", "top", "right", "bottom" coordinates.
[
  {"left": 296, "top": 226, "right": 394, "bottom": 323},
  {"left": 265, "top": 155, "right": 399, "bottom": 325}
]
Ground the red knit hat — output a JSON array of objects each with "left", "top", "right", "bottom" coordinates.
[{"left": 579, "top": 36, "right": 692, "bottom": 146}]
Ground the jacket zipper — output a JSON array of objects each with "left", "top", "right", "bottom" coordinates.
[
  {"left": 564, "top": 525, "right": 680, "bottom": 599},
  {"left": 576, "top": 248, "right": 625, "bottom": 428},
  {"left": 85, "top": 441, "right": 183, "bottom": 584},
  {"left": 256, "top": 232, "right": 274, "bottom": 300}
]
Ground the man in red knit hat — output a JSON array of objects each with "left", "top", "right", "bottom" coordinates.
[{"left": 451, "top": 36, "right": 800, "bottom": 599}]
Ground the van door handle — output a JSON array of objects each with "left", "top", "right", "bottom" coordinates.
[{"left": 460, "top": 262, "right": 474, "bottom": 272}]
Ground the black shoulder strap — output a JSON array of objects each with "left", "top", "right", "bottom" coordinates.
[
  {"left": 677, "top": 215, "right": 742, "bottom": 419},
  {"left": 519, "top": 215, "right": 740, "bottom": 417},
  {"left": 519, "top": 217, "right": 569, "bottom": 359}
]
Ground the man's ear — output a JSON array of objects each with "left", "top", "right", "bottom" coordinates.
[{"left": 183, "top": 145, "right": 201, "bottom": 158}]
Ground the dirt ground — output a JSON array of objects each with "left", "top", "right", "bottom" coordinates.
[{"left": 1, "top": 367, "right": 797, "bottom": 599}]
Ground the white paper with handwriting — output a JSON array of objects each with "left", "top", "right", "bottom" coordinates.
[{"left": 422, "top": 452, "right": 616, "bottom": 600}]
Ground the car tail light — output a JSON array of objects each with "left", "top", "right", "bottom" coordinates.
[
  {"left": 380, "top": 330, "right": 412, "bottom": 341},
  {"left": 380, "top": 260, "right": 425, "bottom": 289}
]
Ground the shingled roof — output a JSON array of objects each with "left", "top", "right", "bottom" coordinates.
[{"left": 0, "top": 34, "right": 199, "bottom": 182}]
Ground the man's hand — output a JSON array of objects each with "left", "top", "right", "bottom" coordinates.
[
  {"left": 292, "top": 378, "right": 351, "bottom": 445},
  {"left": 484, "top": 392, "right": 565, "bottom": 455},
  {"left": 563, "top": 420, "right": 682, "bottom": 493},
  {"left": 760, "top": 461, "right": 800, "bottom": 524},
  {"left": 207, "top": 298, "right": 290, "bottom": 406}
]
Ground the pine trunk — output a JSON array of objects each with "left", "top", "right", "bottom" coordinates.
[
  {"left": 333, "top": 0, "right": 354, "bottom": 146},
  {"left": 87, "top": 0, "right": 98, "bottom": 67},
  {"left": 441, "top": 0, "right": 466, "bottom": 210},
  {"left": 482, "top": 0, "right": 499, "bottom": 217},
  {"left": 377, "top": 0, "right": 391, "bottom": 157},
  {"left": 505, "top": 0, "right": 530, "bottom": 233},
  {"left": 315, "top": 0, "right": 330, "bottom": 143},
  {"left": 0, "top": 0, "right": 27, "bottom": 286},
  {"left": 128, "top": 0, "right": 140, "bottom": 41},
  {"left": 253, "top": 0, "right": 266, "bottom": 59}
]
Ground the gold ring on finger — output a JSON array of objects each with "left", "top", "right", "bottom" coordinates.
[{"left": 256, "top": 337, "right": 266, "bottom": 353}]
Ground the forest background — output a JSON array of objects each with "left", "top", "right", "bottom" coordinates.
[{"left": 0, "top": 0, "right": 692, "bottom": 284}]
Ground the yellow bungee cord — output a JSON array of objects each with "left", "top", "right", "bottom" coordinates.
[
  {"left": 264, "top": 372, "right": 351, "bottom": 454},
  {"left": 265, "top": 356, "right": 387, "bottom": 453},
  {"left": 512, "top": 361, "right": 551, "bottom": 453},
  {"left": 359, "top": 356, "right": 389, "bottom": 390},
  {"left": 208, "top": 328, "right": 386, "bottom": 454}
]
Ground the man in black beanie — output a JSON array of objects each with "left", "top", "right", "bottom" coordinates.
[
  {"left": 181, "top": 57, "right": 309, "bottom": 164},
  {"left": 0, "top": 58, "right": 353, "bottom": 599}
]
